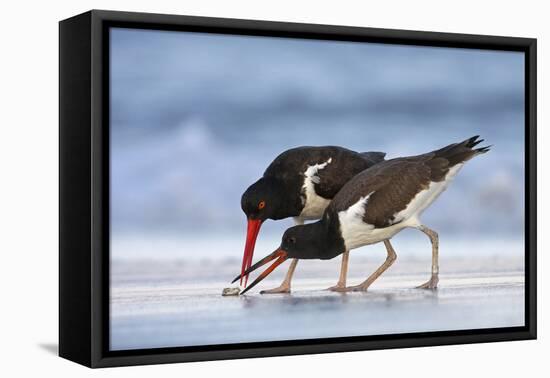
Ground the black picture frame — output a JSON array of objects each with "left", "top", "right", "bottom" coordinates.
[{"left": 59, "top": 9, "right": 537, "bottom": 368}]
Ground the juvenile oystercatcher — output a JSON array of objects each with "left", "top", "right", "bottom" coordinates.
[
  {"left": 237, "top": 146, "right": 385, "bottom": 293},
  {"left": 235, "top": 136, "right": 490, "bottom": 294}
]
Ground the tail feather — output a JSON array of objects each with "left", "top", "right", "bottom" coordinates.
[
  {"left": 464, "top": 135, "right": 482, "bottom": 148},
  {"left": 421, "top": 136, "right": 490, "bottom": 183},
  {"left": 433, "top": 135, "right": 490, "bottom": 166},
  {"left": 475, "top": 145, "right": 492, "bottom": 154}
]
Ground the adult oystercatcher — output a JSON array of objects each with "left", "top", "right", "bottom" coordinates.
[
  {"left": 238, "top": 146, "right": 385, "bottom": 293},
  {"left": 235, "top": 136, "right": 490, "bottom": 294}
]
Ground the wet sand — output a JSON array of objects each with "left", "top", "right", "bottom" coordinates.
[{"left": 110, "top": 256, "right": 524, "bottom": 351}]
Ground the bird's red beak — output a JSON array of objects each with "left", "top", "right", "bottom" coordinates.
[
  {"left": 240, "top": 218, "right": 263, "bottom": 287},
  {"left": 232, "top": 248, "right": 288, "bottom": 295}
]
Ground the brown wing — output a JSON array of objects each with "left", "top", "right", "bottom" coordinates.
[
  {"left": 362, "top": 162, "right": 430, "bottom": 227},
  {"left": 328, "top": 136, "right": 489, "bottom": 228},
  {"left": 329, "top": 157, "right": 450, "bottom": 228},
  {"left": 314, "top": 149, "right": 377, "bottom": 199},
  {"left": 364, "top": 156, "right": 455, "bottom": 227}
]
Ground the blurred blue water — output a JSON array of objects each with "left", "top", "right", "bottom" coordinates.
[{"left": 110, "top": 28, "right": 525, "bottom": 246}]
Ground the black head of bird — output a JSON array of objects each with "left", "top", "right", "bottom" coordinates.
[
  {"left": 279, "top": 222, "right": 330, "bottom": 260},
  {"left": 233, "top": 218, "right": 344, "bottom": 294},
  {"left": 239, "top": 176, "right": 302, "bottom": 286},
  {"left": 241, "top": 177, "right": 285, "bottom": 222}
]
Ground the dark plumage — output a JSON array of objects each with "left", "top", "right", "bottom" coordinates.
[
  {"left": 235, "top": 136, "right": 490, "bottom": 294},
  {"left": 238, "top": 145, "right": 386, "bottom": 291},
  {"left": 246, "top": 146, "right": 386, "bottom": 218},
  {"left": 331, "top": 136, "right": 489, "bottom": 229}
]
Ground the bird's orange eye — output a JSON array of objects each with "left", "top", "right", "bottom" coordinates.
[{"left": 258, "top": 201, "right": 266, "bottom": 210}]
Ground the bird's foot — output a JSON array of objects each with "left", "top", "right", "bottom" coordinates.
[
  {"left": 346, "top": 284, "right": 371, "bottom": 292},
  {"left": 416, "top": 274, "right": 439, "bottom": 290},
  {"left": 325, "top": 283, "right": 348, "bottom": 292},
  {"left": 260, "top": 285, "right": 291, "bottom": 294}
]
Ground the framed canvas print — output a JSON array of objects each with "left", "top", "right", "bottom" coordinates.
[{"left": 59, "top": 10, "right": 537, "bottom": 368}]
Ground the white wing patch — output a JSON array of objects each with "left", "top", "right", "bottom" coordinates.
[
  {"left": 338, "top": 193, "right": 417, "bottom": 250},
  {"left": 338, "top": 194, "right": 375, "bottom": 250},
  {"left": 299, "top": 158, "right": 332, "bottom": 219}
]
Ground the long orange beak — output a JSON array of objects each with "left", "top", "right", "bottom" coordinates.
[
  {"left": 232, "top": 248, "right": 288, "bottom": 295},
  {"left": 240, "top": 218, "right": 263, "bottom": 286}
]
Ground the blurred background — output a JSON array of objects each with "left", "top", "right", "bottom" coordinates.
[
  {"left": 110, "top": 27, "right": 525, "bottom": 262},
  {"left": 108, "top": 27, "right": 526, "bottom": 351}
]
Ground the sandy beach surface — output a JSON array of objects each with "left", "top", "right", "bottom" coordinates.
[{"left": 110, "top": 255, "right": 524, "bottom": 351}]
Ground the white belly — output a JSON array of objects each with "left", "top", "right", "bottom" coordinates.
[
  {"left": 338, "top": 197, "right": 418, "bottom": 250},
  {"left": 338, "top": 163, "right": 463, "bottom": 251}
]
